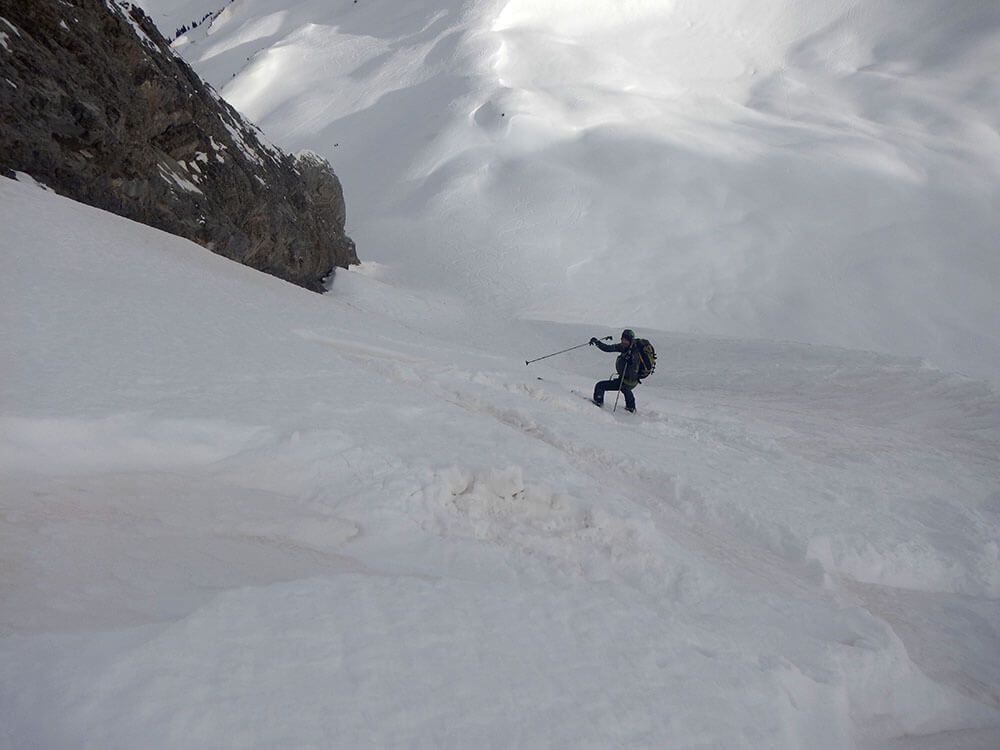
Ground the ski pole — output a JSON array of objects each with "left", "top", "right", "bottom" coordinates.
[
  {"left": 525, "top": 336, "right": 612, "bottom": 366},
  {"left": 613, "top": 351, "right": 632, "bottom": 413}
]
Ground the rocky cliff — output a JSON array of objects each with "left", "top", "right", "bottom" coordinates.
[{"left": 0, "top": 0, "right": 357, "bottom": 291}]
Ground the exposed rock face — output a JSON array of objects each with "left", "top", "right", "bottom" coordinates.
[{"left": 0, "top": 0, "right": 357, "bottom": 291}]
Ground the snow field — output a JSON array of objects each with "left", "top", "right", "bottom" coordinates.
[
  {"left": 3, "top": 177, "right": 999, "bottom": 746},
  {"left": 146, "top": 0, "right": 1000, "bottom": 382}
]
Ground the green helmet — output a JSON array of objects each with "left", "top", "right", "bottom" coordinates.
[{"left": 621, "top": 329, "right": 636, "bottom": 342}]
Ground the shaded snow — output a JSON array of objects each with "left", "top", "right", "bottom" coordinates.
[
  {"left": 158, "top": 162, "right": 204, "bottom": 193},
  {"left": 2, "top": 174, "right": 999, "bottom": 748},
  {"left": 0, "top": 15, "right": 19, "bottom": 51}
]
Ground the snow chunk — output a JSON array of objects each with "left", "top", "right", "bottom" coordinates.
[
  {"left": 177, "top": 159, "right": 202, "bottom": 179},
  {"left": 208, "top": 134, "right": 227, "bottom": 163},
  {"left": 0, "top": 16, "right": 20, "bottom": 51},
  {"left": 158, "top": 163, "right": 203, "bottom": 195},
  {"left": 415, "top": 465, "right": 663, "bottom": 574}
]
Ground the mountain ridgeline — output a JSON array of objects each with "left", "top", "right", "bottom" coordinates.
[{"left": 0, "top": 0, "right": 357, "bottom": 291}]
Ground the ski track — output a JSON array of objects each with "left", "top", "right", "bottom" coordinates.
[
  {"left": 327, "top": 339, "right": 1000, "bottom": 741},
  {"left": 305, "top": 332, "right": 999, "bottom": 604}
]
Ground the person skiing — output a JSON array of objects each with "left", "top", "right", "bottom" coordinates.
[{"left": 589, "top": 329, "right": 641, "bottom": 412}]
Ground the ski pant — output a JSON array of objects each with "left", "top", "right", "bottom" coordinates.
[{"left": 593, "top": 378, "right": 635, "bottom": 410}]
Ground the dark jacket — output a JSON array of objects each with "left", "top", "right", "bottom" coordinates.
[{"left": 594, "top": 339, "right": 641, "bottom": 386}]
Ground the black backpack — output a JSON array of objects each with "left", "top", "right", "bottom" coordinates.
[{"left": 635, "top": 339, "right": 656, "bottom": 380}]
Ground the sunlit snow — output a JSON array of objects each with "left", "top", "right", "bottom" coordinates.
[{"left": 148, "top": 0, "right": 1000, "bottom": 383}]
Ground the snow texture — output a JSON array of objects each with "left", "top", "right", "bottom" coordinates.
[
  {"left": 4, "top": 0, "right": 1000, "bottom": 745},
  {"left": 140, "top": 0, "right": 1000, "bottom": 384},
  {"left": 2, "top": 172, "right": 999, "bottom": 748}
]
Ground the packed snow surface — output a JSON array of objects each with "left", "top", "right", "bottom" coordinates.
[
  {"left": 5, "top": 0, "right": 1000, "bottom": 745},
  {"left": 3, "top": 176, "right": 1000, "bottom": 747},
  {"left": 142, "top": 0, "right": 1000, "bottom": 383}
]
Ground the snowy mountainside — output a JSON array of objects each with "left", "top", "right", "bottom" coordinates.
[
  {"left": 0, "top": 0, "right": 355, "bottom": 290},
  {"left": 2, "top": 177, "right": 1000, "bottom": 747},
  {"left": 139, "top": 0, "right": 1000, "bottom": 383}
]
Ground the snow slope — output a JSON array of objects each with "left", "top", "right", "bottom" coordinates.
[
  {"left": 140, "top": 0, "right": 1000, "bottom": 383},
  {"left": 3, "top": 176, "right": 1000, "bottom": 747}
]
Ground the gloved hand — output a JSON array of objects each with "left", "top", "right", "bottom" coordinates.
[{"left": 589, "top": 337, "right": 599, "bottom": 346}]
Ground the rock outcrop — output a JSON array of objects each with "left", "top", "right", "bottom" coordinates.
[{"left": 0, "top": 0, "right": 357, "bottom": 291}]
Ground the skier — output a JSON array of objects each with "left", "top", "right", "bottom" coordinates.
[{"left": 589, "top": 329, "right": 641, "bottom": 412}]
